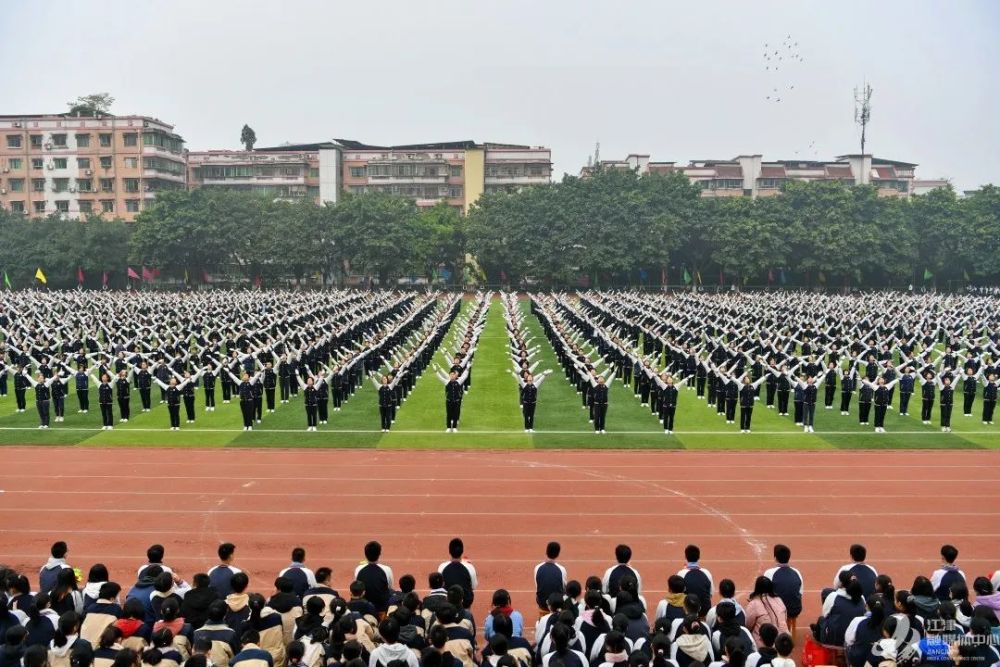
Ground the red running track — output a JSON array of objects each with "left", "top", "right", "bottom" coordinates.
[{"left": 2, "top": 448, "right": 999, "bottom": 641}]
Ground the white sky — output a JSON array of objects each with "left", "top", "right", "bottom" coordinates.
[{"left": 3, "top": 0, "right": 997, "bottom": 189}]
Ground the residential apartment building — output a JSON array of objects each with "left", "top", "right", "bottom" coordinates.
[
  {"left": 337, "top": 139, "right": 551, "bottom": 212},
  {"left": 0, "top": 114, "right": 185, "bottom": 220},
  {"left": 187, "top": 143, "right": 341, "bottom": 204},
  {"left": 582, "top": 153, "right": 921, "bottom": 198}
]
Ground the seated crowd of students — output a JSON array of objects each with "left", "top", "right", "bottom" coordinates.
[{"left": 1, "top": 540, "right": 999, "bottom": 667}]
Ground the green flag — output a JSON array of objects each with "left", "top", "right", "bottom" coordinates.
[
  {"left": 683, "top": 269, "right": 692, "bottom": 285},
  {"left": 923, "top": 268, "right": 933, "bottom": 281},
  {"left": 2, "top": 271, "right": 9, "bottom": 289},
  {"left": 963, "top": 269, "right": 970, "bottom": 281}
]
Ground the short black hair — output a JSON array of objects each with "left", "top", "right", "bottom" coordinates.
[
  {"left": 207, "top": 600, "right": 228, "bottom": 623},
  {"left": 349, "top": 580, "right": 365, "bottom": 596},
  {"left": 274, "top": 577, "right": 294, "bottom": 593},
  {"left": 850, "top": 544, "right": 867, "bottom": 562},
  {"left": 240, "top": 630, "right": 259, "bottom": 646},
  {"left": 192, "top": 573, "right": 210, "bottom": 589},
  {"left": 773, "top": 544, "right": 791, "bottom": 564},
  {"left": 758, "top": 623, "right": 779, "bottom": 648},
  {"left": 399, "top": 574, "right": 415, "bottom": 593},
  {"left": 941, "top": 544, "right": 958, "bottom": 563},
  {"left": 315, "top": 567, "right": 332, "bottom": 584},
  {"left": 146, "top": 545, "right": 165, "bottom": 563},
  {"left": 685, "top": 544, "right": 701, "bottom": 563},
  {"left": 364, "top": 541, "right": 382, "bottom": 562},
  {"left": 719, "top": 579, "right": 736, "bottom": 598},
  {"left": 615, "top": 544, "right": 632, "bottom": 564},
  {"left": 99, "top": 582, "right": 121, "bottom": 600},
  {"left": 492, "top": 589, "right": 511, "bottom": 607},
  {"left": 230, "top": 572, "right": 249, "bottom": 594},
  {"left": 51, "top": 541, "right": 68, "bottom": 559},
  {"left": 218, "top": 543, "right": 236, "bottom": 561},
  {"left": 775, "top": 633, "right": 795, "bottom": 657},
  {"left": 546, "top": 542, "right": 561, "bottom": 559},
  {"left": 428, "top": 572, "right": 444, "bottom": 588},
  {"left": 668, "top": 575, "right": 686, "bottom": 594},
  {"left": 448, "top": 538, "right": 464, "bottom": 559},
  {"left": 378, "top": 618, "right": 400, "bottom": 643},
  {"left": 292, "top": 547, "right": 306, "bottom": 563}
]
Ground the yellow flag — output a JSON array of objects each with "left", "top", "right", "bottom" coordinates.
[{"left": 35, "top": 268, "right": 47, "bottom": 284}]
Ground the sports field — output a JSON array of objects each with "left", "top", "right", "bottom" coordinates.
[{"left": 1, "top": 298, "right": 998, "bottom": 449}]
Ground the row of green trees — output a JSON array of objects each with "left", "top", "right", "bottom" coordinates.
[{"left": 1, "top": 170, "right": 997, "bottom": 289}]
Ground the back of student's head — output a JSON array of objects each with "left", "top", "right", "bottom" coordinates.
[
  {"left": 683, "top": 594, "right": 701, "bottom": 616},
  {"left": 650, "top": 632, "right": 672, "bottom": 667},
  {"left": 52, "top": 541, "right": 69, "bottom": 559},
  {"left": 773, "top": 544, "right": 791, "bottom": 565},
  {"left": 192, "top": 638, "right": 213, "bottom": 655},
  {"left": 160, "top": 598, "right": 180, "bottom": 622},
  {"left": 684, "top": 544, "right": 701, "bottom": 563},
  {"left": 364, "top": 541, "right": 382, "bottom": 562},
  {"left": 492, "top": 589, "right": 511, "bottom": 608},
  {"left": 565, "top": 580, "right": 581, "bottom": 599},
  {"left": 758, "top": 623, "right": 778, "bottom": 648},
  {"left": 240, "top": 629, "right": 260, "bottom": 647},
  {"left": 490, "top": 609, "right": 513, "bottom": 638},
  {"left": 152, "top": 629, "right": 173, "bottom": 650},
  {"left": 911, "top": 576, "right": 934, "bottom": 598},
  {"left": 99, "top": 627, "right": 123, "bottom": 650},
  {"left": 428, "top": 572, "right": 444, "bottom": 589},
  {"left": 304, "top": 596, "right": 325, "bottom": 617},
  {"left": 399, "top": 574, "right": 415, "bottom": 593},
  {"left": 4, "top": 625, "right": 28, "bottom": 648},
  {"left": 186, "top": 656, "right": 208, "bottom": 667},
  {"left": 489, "top": 633, "right": 508, "bottom": 656},
  {"left": 313, "top": 567, "right": 332, "bottom": 585},
  {"left": 845, "top": 579, "right": 864, "bottom": 604},
  {"left": 940, "top": 544, "right": 958, "bottom": 564},
  {"left": 286, "top": 641, "right": 305, "bottom": 663},
  {"left": 585, "top": 576, "right": 603, "bottom": 592},
  {"left": 122, "top": 598, "right": 145, "bottom": 621},
  {"left": 349, "top": 580, "right": 365, "bottom": 597},
  {"left": 435, "top": 603, "right": 457, "bottom": 625},
  {"left": 99, "top": 582, "right": 121, "bottom": 600},
  {"left": 774, "top": 633, "right": 794, "bottom": 658},
  {"left": 866, "top": 595, "right": 887, "bottom": 627},
  {"left": 604, "top": 631, "right": 627, "bottom": 655},
  {"left": 207, "top": 599, "right": 228, "bottom": 624},
  {"left": 667, "top": 575, "right": 686, "bottom": 594},
  {"left": 448, "top": 538, "right": 464, "bottom": 559},
  {"left": 849, "top": 544, "right": 867, "bottom": 562},
  {"left": 547, "top": 592, "right": 564, "bottom": 612},
  {"left": 274, "top": 576, "right": 294, "bottom": 594},
  {"left": 719, "top": 579, "right": 736, "bottom": 599},
  {"left": 154, "top": 572, "right": 173, "bottom": 594},
  {"left": 972, "top": 576, "right": 994, "bottom": 596},
  {"left": 550, "top": 623, "right": 571, "bottom": 652},
  {"left": 23, "top": 645, "right": 49, "bottom": 667},
  {"left": 428, "top": 625, "right": 448, "bottom": 650},
  {"left": 192, "top": 573, "right": 210, "bottom": 590},
  {"left": 71, "top": 643, "right": 94, "bottom": 667},
  {"left": 88, "top": 564, "right": 110, "bottom": 584},
  {"left": 723, "top": 636, "right": 747, "bottom": 667},
  {"left": 291, "top": 547, "right": 306, "bottom": 563},
  {"left": 230, "top": 572, "right": 249, "bottom": 594},
  {"left": 546, "top": 542, "right": 561, "bottom": 560},
  {"left": 615, "top": 544, "right": 632, "bottom": 564},
  {"left": 146, "top": 545, "right": 165, "bottom": 564},
  {"left": 218, "top": 543, "right": 236, "bottom": 562},
  {"left": 112, "top": 648, "right": 139, "bottom": 667}
]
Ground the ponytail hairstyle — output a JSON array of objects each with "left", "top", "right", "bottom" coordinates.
[
  {"left": 845, "top": 579, "right": 864, "bottom": 604},
  {"left": 112, "top": 648, "right": 140, "bottom": 667},
  {"left": 247, "top": 593, "right": 266, "bottom": 627},
  {"left": 328, "top": 597, "right": 348, "bottom": 623},
  {"left": 715, "top": 601, "right": 741, "bottom": 641},
  {"left": 100, "top": 626, "right": 124, "bottom": 650},
  {"left": 875, "top": 575, "right": 895, "bottom": 606},
  {"left": 151, "top": 629, "right": 173, "bottom": 650},
  {"left": 867, "top": 595, "right": 886, "bottom": 630},
  {"left": 584, "top": 590, "right": 610, "bottom": 633},
  {"left": 159, "top": 598, "right": 180, "bottom": 623},
  {"left": 27, "top": 593, "right": 51, "bottom": 624},
  {"left": 54, "top": 611, "right": 81, "bottom": 648},
  {"left": 650, "top": 633, "right": 673, "bottom": 667}
]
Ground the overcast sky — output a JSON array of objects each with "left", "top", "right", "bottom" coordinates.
[{"left": 3, "top": 1, "right": 997, "bottom": 190}]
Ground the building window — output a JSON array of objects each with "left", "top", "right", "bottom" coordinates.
[
  {"left": 99, "top": 133, "right": 112, "bottom": 147},
  {"left": 448, "top": 186, "right": 463, "bottom": 197},
  {"left": 350, "top": 166, "right": 366, "bottom": 178},
  {"left": 123, "top": 133, "right": 138, "bottom": 147},
  {"left": 124, "top": 157, "right": 138, "bottom": 169},
  {"left": 8, "top": 178, "right": 24, "bottom": 192},
  {"left": 309, "top": 168, "right": 319, "bottom": 178},
  {"left": 6, "top": 135, "right": 21, "bottom": 148},
  {"left": 100, "top": 156, "right": 113, "bottom": 169},
  {"left": 100, "top": 200, "right": 114, "bottom": 213},
  {"left": 78, "top": 158, "right": 91, "bottom": 169},
  {"left": 32, "top": 179, "right": 45, "bottom": 192},
  {"left": 55, "top": 200, "right": 69, "bottom": 213},
  {"left": 758, "top": 178, "right": 787, "bottom": 189},
  {"left": 31, "top": 158, "right": 43, "bottom": 170},
  {"left": 75, "top": 133, "right": 90, "bottom": 148},
  {"left": 53, "top": 158, "right": 68, "bottom": 169},
  {"left": 77, "top": 179, "right": 92, "bottom": 192},
  {"left": 529, "top": 166, "right": 545, "bottom": 176},
  {"left": 34, "top": 201, "right": 46, "bottom": 213},
  {"left": 53, "top": 178, "right": 69, "bottom": 192},
  {"left": 142, "top": 132, "right": 184, "bottom": 152},
  {"left": 78, "top": 201, "right": 92, "bottom": 214},
  {"left": 125, "top": 199, "right": 140, "bottom": 213},
  {"left": 52, "top": 134, "right": 67, "bottom": 147},
  {"left": 10, "top": 201, "right": 25, "bottom": 213},
  {"left": 123, "top": 178, "right": 140, "bottom": 193},
  {"left": 100, "top": 178, "right": 114, "bottom": 192},
  {"left": 30, "top": 135, "right": 43, "bottom": 148},
  {"left": 449, "top": 166, "right": 462, "bottom": 177},
  {"left": 8, "top": 158, "right": 22, "bottom": 170}
]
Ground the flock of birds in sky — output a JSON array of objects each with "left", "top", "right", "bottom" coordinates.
[{"left": 763, "top": 34, "right": 819, "bottom": 157}]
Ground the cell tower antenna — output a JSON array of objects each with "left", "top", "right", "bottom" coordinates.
[{"left": 854, "top": 82, "right": 873, "bottom": 154}]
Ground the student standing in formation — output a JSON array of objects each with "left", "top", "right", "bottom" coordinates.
[
  {"left": 201, "top": 362, "right": 218, "bottom": 412},
  {"left": 370, "top": 373, "right": 399, "bottom": 432},
  {"left": 298, "top": 375, "right": 324, "bottom": 432},
  {"left": 983, "top": 373, "right": 998, "bottom": 424},
  {"left": 73, "top": 367, "right": 90, "bottom": 413},
  {"left": 938, "top": 374, "right": 955, "bottom": 433},
  {"left": 739, "top": 374, "right": 767, "bottom": 433},
  {"left": 591, "top": 374, "right": 611, "bottom": 434},
  {"left": 799, "top": 375, "right": 823, "bottom": 433},
  {"left": 136, "top": 362, "right": 153, "bottom": 412},
  {"left": 869, "top": 376, "right": 899, "bottom": 433},
  {"left": 962, "top": 367, "right": 982, "bottom": 418},
  {"left": 228, "top": 370, "right": 261, "bottom": 431},
  {"left": 920, "top": 371, "right": 937, "bottom": 425},
  {"left": 91, "top": 372, "right": 115, "bottom": 430},
  {"left": 24, "top": 371, "right": 62, "bottom": 428},
  {"left": 512, "top": 369, "right": 554, "bottom": 432},
  {"left": 657, "top": 374, "right": 680, "bottom": 434},
  {"left": 435, "top": 366, "right": 469, "bottom": 433},
  {"left": 898, "top": 367, "right": 915, "bottom": 416},
  {"left": 115, "top": 368, "right": 133, "bottom": 423}
]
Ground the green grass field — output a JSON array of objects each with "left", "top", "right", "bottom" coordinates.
[{"left": 1, "top": 298, "right": 998, "bottom": 449}]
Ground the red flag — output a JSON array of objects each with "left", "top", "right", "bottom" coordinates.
[
  {"left": 77, "top": 267, "right": 85, "bottom": 284},
  {"left": 127, "top": 267, "right": 140, "bottom": 280},
  {"left": 102, "top": 271, "right": 109, "bottom": 286},
  {"left": 141, "top": 266, "right": 153, "bottom": 281},
  {"left": 202, "top": 270, "right": 213, "bottom": 284},
  {"left": 254, "top": 275, "right": 262, "bottom": 289},
  {"left": 152, "top": 267, "right": 161, "bottom": 278},
  {"left": 768, "top": 268, "right": 775, "bottom": 283}
]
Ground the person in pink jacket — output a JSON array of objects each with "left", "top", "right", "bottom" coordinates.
[{"left": 744, "top": 576, "right": 789, "bottom": 646}]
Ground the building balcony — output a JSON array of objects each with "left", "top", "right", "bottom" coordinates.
[
  {"left": 485, "top": 174, "right": 550, "bottom": 184},
  {"left": 200, "top": 176, "right": 305, "bottom": 186},
  {"left": 367, "top": 174, "right": 449, "bottom": 183},
  {"left": 143, "top": 169, "right": 186, "bottom": 183}
]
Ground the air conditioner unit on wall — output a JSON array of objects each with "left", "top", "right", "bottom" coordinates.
[
  {"left": 44, "top": 142, "right": 52, "bottom": 150},
  {"left": 0, "top": 189, "right": 6, "bottom": 195},
  {"left": 69, "top": 187, "right": 76, "bottom": 193},
  {"left": 85, "top": 169, "right": 93, "bottom": 176},
  {"left": 46, "top": 163, "right": 54, "bottom": 170},
  {"left": 12, "top": 122, "right": 22, "bottom": 128}
]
